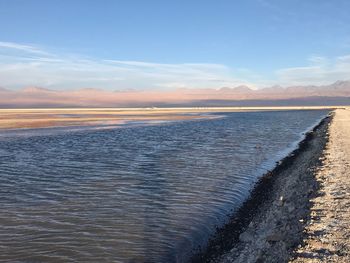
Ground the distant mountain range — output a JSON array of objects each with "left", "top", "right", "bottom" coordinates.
[{"left": 1, "top": 80, "right": 350, "bottom": 107}]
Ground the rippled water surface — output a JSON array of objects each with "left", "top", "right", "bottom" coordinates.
[{"left": 0, "top": 110, "right": 328, "bottom": 262}]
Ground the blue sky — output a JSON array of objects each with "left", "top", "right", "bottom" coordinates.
[{"left": 1, "top": 0, "right": 350, "bottom": 90}]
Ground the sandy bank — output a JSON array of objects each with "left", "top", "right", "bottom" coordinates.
[
  {"left": 0, "top": 109, "right": 207, "bottom": 129},
  {"left": 191, "top": 112, "right": 333, "bottom": 262}
]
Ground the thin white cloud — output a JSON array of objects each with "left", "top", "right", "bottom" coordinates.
[
  {"left": 0, "top": 42, "right": 251, "bottom": 90},
  {"left": 105, "top": 60, "right": 227, "bottom": 70},
  {"left": 1, "top": 41, "right": 349, "bottom": 90},
  {"left": 0, "top": 41, "right": 51, "bottom": 56},
  {"left": 276, "top": 55, "right": 350, "bottom": 86},
  {"left": 307, "top": 56, "right": 328, "bottom": 65},
  {"left": 337, "top": 55, "right": 350, "bottom": 62}
]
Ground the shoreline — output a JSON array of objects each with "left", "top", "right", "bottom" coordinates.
[{"left": 191, "top": 112, "right": 332, "bottom": 262}]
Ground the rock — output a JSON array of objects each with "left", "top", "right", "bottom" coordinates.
[
  {"left": 239, "top": 231, "right": 253, "bottom": 242},
  {"left": 287, "top": 203, "right": 296, "bottom": 213},
  {"left": 266, "top": 232, "right": 284, "bottom": 242},
  {"left": 279, "top": 195, "right": 285, "bottom": 206}
]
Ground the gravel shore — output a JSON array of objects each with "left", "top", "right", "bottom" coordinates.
[
  {"left": 290, "top": 108, "right": 350, "bottom": 263},
  {"left": 192, "top": 110, "right": 340, "bottom": 263}
]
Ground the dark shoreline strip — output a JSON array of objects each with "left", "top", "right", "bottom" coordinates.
[{"left": 190, "top": 112, "right": 332, "bottom": 263}]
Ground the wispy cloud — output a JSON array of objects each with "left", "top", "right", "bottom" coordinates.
[
  {"left": 0, "top": 41, "right": 251, "bottom": 90},
  {"left": 276, "top": 55, "right": 350, "bottom": 86},
  {"left": 0, "top": 41, "right": 50, "bottom": 55},
  {"left": 1, "top": 41, "right": 350, "bottom": 90}
]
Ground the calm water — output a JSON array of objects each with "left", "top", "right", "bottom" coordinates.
[{"left": 0, "top": 110, "right": 328, "bottom": 262}]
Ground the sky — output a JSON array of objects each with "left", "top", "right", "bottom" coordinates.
[{"left": 1, "top": 0, "right": 350, "bottom": 90}]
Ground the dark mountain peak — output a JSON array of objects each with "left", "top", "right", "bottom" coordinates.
[{"left": 329, "top": 80, "right": 350, "bottom": 89}]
